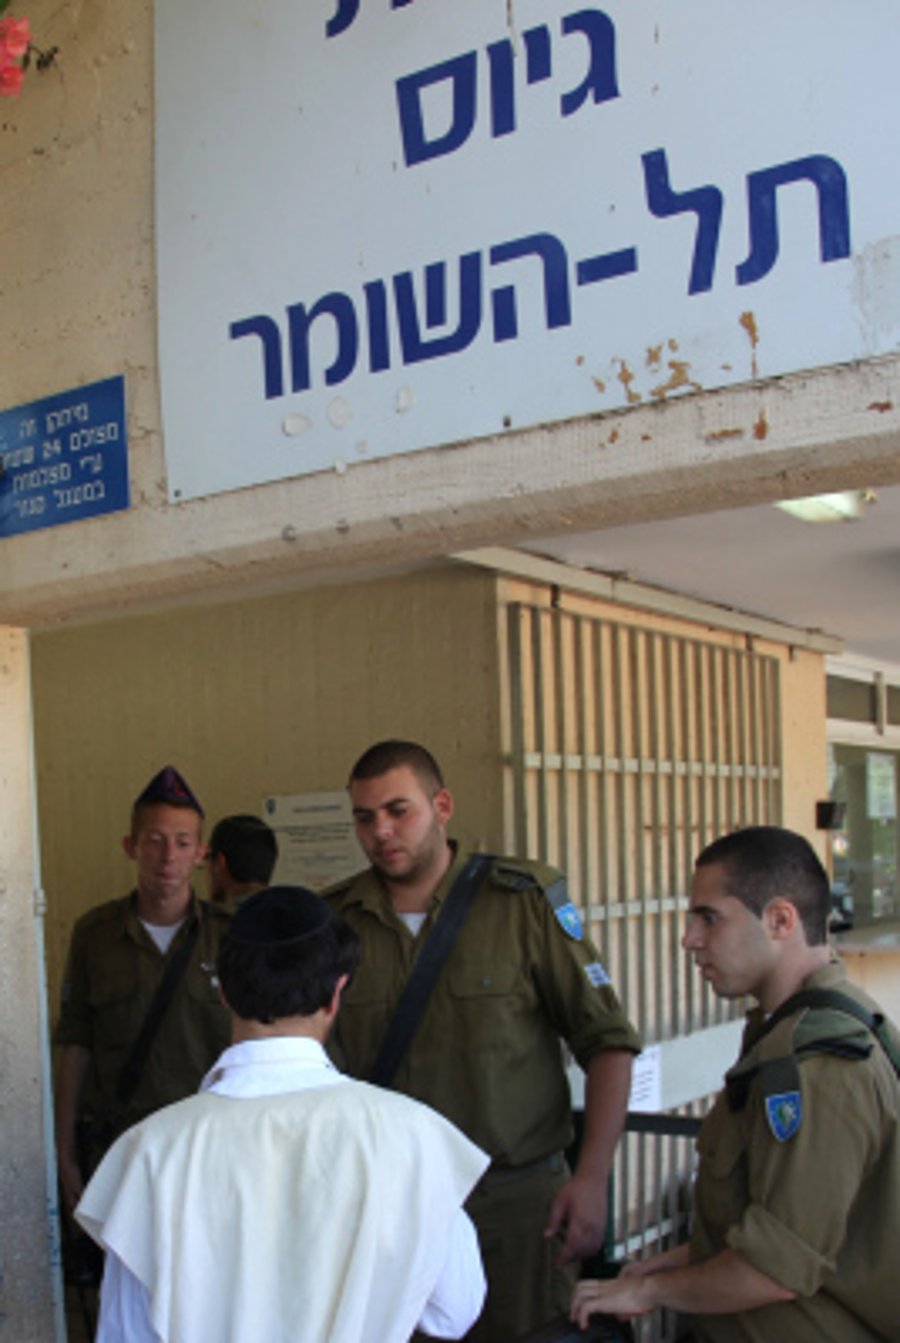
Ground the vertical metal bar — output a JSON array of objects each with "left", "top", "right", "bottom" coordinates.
[
  {"left": 574, "top": 617, "right": 592, "bottom": 918},
  {"left": 612, "top": 622, "right": 630, "bottom": 1013},
  {"left": 506, "top": 604, "right": 528, "bottom": 853},
  {"left": 700, "top": 643, "right": 717, "bottom": 1026},
  {"left": 648, "top": 631, "right": 665, "bottom": 1045},
  {"left": 663, "top": 635, "right": 680, "bottom": 1039},
  {"left": 678, "top": 639, "right": 695, "bottom": 1040},
  {"left": 553, "top": 606, "right": 570, "bottom": 881},
  {"left": 531, "top": 607, "right": 550, "bottom": 859},
  {"left": 594, "top": 620, "right": 611, "bottom": 939},
  {"left": 630, "top": 626, "right": 648, "bottom": 1039},
  {"left": 735, "top": 649, "right": 748, "bottom": 827},
  {"left": 747, "top": 650, "right": 762, "bottom": 825},
  {"left": 771, "top": 657, "right": 784, "bottom": 822},
  {"left": 709, "top": 644, "right": 723, "bottom": 842}
]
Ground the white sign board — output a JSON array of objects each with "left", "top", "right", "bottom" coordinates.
[
  {"left": 156, "top": 1, "right": 900, "bottom": 500},
  {"left": 264, "top": 791, "right": 366, "bottom": 892}
]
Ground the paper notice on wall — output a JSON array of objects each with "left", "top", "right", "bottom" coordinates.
[
  {"left": 263, "top": 791, "right": 365, "bottom": 892},
  {"left": 627, "top": 1043, "right": 663, "bottom": 1112}
]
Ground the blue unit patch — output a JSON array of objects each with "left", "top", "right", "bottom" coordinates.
[
  {"left": 584, "top": 960, "right": 611, "bottom": 988},
  {"left": 554, "top": 901, "right": 584, "bottom": 941},
  {"left": 765, "top": 1091, "right": 802, "bottom": 1142}
]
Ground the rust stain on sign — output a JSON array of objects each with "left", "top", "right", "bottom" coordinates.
[
  {"left": 593, "top": 377, "right": 607, "bottom": 394},
  {"left": 608, "top": 427, "right": 620, "bottom": 444},
  {"left": 646, "top": 344, "right": 663, "bottom": 368},
  {"left": 740, "top": 311, "right": 759, "bottom": 378},
  {"left": 615, "top": 359, "right": 642, "bottom": 404},
  {"left": 753, "top": 410, "right": 769, "bottom": 440},
  {"left": 705, "top": 427, "right": 744, "bottom": 443},
  {"left": 650, "top": 360, "right": 702, "bottom": 400},
  {"left": 868, "top": 400, "right": 894, "bottom": 413}
]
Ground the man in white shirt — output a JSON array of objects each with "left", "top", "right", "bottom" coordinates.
[{"left": 76, "top": 886, "right": 489, "bottom": 1343}]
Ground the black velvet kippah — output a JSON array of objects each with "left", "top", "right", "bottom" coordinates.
[{"left": 229, "top": 886, "right": 331, "bottom": 946}]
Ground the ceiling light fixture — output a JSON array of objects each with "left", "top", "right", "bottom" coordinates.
[{"left": 775, "top": 489, "right": 877, "bottom": 523}]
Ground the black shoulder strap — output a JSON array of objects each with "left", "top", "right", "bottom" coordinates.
[
  {"left": 115, "top": 918, "right": 201, "bottom": 1106},
  {"left": 370, "top": 854, "right": 492, "bottom": 1088}
]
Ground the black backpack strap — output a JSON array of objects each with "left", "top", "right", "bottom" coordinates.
[
  {"left": 370, "top": 854, "right": 492, "bottom": 1088},
  {"left": 115, "top": 918, "right": 201, "bottom": 1106},
  {"left": 765, "top": 987, "right": 900, "bottom": 1078},
  {"left": 728, "top": 985, "right": 900, "bottom": 1113}
]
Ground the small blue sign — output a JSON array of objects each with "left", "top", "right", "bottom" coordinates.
[{"left": 0, "top": 375, "right": 129, "bottom": 539}]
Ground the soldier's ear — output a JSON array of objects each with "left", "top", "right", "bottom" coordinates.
[
  {"left": 433, "top": 787, "right": 454, "bottom": 827},
  {"left": 764, "top": 898, "right": 799, "bottom": 940}
]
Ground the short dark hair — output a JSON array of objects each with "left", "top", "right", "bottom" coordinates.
[
  {"left": 696, "top": 826, "right": 830, "bottom": 944},
  {"left": 209, "top": 815, "right": 278, "bottom": 885},
  {"left": 349, "top": 740, "right": 444, "bottom": 793},
  {"left": 217, "top": 900, "right": 360, "bottom": 1024}
]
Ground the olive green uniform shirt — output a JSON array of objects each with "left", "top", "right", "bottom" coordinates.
[
  {"left": 326, "top": 847, "right": 641, "bottom": 1165},
  {"left": 690, "top": 963, "right": 900, "bottom": 1343},
  {"left": 54, "top": 891, "right": 232, "bottom": 1139}
]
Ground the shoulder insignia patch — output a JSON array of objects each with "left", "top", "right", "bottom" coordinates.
[
  {"left": 544, "top": 877, "right": 583, "bottom": 941},
  {"left": 765, "top": 1090, "right": 802, "bottom": 1142}
]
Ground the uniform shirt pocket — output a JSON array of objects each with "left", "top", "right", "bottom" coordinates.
[{"left": 694, "top": 1108, "right": 749, "bottom": 1243}]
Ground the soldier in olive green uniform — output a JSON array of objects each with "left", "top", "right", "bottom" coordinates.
[
  {"left": 327, "top": 741, "right": 641, "bottom": 1343},
  {"left": 54, "top": 767, "right": 232, "bottom": 1217},
  {"left": 571, "top": 827, "right": 900, "bottom": 1342}
]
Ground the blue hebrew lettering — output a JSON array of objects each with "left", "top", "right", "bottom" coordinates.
[
  {"left": 229, "top": 316, "right": 284, "bottom": 400},
  {"left": 393, "top": 254, "right": 483, "bottom": 363},
  {"left": 325, "top": 0, "right": 358, "bottom": 37},
  {"left": 286, "top": 293, "right": 359, "bottom": 393},
  {"left": 560, "top": 9, "right": 618, "bottom": 117},
  {"left": 736, "top": 154, "right": 851, "bottom": 287},
  {"left": 327, "top": 0, "right": 412, "bottom": 39},
  {"left": 364, "top": 280, "right": 392, "bottom": 372},
  {"left": 642, "top": 149, "right": 723, "bottom": 295},
  {"left": 487, "top": 26, "right": 554, "bottom": 138},
  {"left": 576, "top": 247, "right": 638, "bottom": 287},
  {"left": 490, "top": 234, "right": 572, "bottom": 341},
  {"left": 487, "top": 40, "right": 516, "bottom": 138},
  {"left": 396, "top": 53, "right": 478, "bottom": 166},
  {"left": 524, "top": 26, "right": 552, "bottom": 84}
]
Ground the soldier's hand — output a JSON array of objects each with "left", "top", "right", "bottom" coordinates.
[
  {"left": 570, "top": 1276, "right": 652, "bottom": 1327},
  {"left": 544, "top": 1172, "right": 608, "bottom": 1265}
]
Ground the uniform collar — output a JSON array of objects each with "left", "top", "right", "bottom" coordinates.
[
  {"left": 343, "top": 842, "right": 468, "bottom": 921},
  {"left": 122, "top": 888, "right": 201, "bottom": 941}
]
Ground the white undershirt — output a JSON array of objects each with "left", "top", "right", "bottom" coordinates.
[
  {"left": 398, "top": 910, "right": 428, "bottom": 936},
  {"left": 94, "top": 1037, "right": 486, "bottom": 1343},
  {"left": 138, "top": 918, "right": 185, "bottom": 954}
]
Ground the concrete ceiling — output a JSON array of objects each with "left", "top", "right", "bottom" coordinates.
[{"left": 525, "top": 483, "right": 900, "bottom": 666}]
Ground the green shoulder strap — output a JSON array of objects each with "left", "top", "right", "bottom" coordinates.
[{"left": 766, "top": 987, "right": 900, "bottom": 1078}]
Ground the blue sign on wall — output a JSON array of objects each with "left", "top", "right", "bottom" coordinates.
[{"left": 0, "top": 375, "right": 129, "bottom": 539}]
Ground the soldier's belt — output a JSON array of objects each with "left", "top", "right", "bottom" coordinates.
[{"left": 477, "top": 1151, "right": 565, "bottom": 1188}]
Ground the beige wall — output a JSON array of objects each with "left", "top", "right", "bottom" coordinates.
[{"left": 32, "top": 567, "right": 504, "bottom": 1006}]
